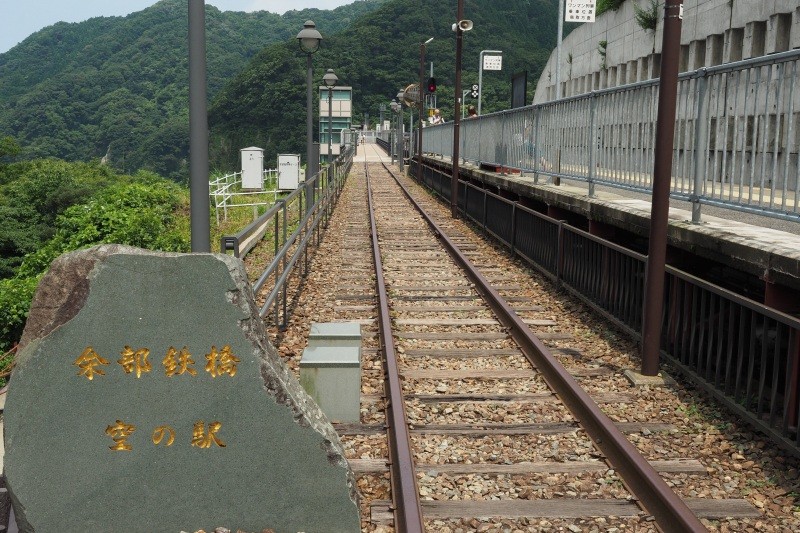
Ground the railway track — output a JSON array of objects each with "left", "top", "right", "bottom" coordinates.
[
  {"left": 351, "top": 158, "right": 710, "bottom": 532},
  {"left": 257, "top": 145, "right": 767, "bottom": 531}
]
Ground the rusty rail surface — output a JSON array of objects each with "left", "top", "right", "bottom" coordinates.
[
  {"left": 380, "top": 161, "right": 706, "bottom": 533},
  {"left": 365, "top": 162, "right": 425, "bottom": 532}
]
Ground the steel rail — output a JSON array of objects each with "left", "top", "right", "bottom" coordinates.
[
  {"left": 365, "top": 161, "right": 425, "bottom": 532},
  {"left": 379, "top": 161, "right": 706, "bottom": 533}
]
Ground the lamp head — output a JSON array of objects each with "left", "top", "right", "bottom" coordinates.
[
  {"left": 322, "top": 68, "right": 338, "bottom": 88},
  {"left": 297, "top": 20, "right": 322, "bottom": 54}
]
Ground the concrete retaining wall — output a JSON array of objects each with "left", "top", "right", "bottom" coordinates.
[{"left": 533, "top": 0, "right": 800, "bottom": 103}]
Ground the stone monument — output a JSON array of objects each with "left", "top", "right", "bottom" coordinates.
[{"left": 3, "top": 245, "right": 360, "bottom": 532}]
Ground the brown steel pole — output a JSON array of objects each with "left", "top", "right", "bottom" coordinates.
[
  {"left": 641, "top": 0, "right": 683, "bottom": 376},
  {"left": 451, "top": 0, "right": 464, "bottom": 218}
]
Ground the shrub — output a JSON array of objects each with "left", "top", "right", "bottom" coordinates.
[
  {"left": 634, "top": 0, "right": 660, "bottom": 31},
  {"left": 597, "top": 0, "right": 626, "bottom": 16},
  {"left": 4, "top": 177, "right": 189, "bottom": 350},
  {"left": 0, "top": 276, "right": 39, "bottom": 353}
]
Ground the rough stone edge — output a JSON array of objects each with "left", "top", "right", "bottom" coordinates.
[
  {"left": 215, "top": 251, "right": 359, "bottom": 507},
  {"left": 12, "top": 244, "right": 359, "bottom": 509},
  {"left": 17, "top": 244, "right": 140, "bottom": 353}
]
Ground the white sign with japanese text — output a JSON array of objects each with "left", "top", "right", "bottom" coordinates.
[
  {"left": 565, "top": 0, "right": 596, "bottom": 23},
  {"left": 483, "top": 55, "right": 503, "bottom": 71}
]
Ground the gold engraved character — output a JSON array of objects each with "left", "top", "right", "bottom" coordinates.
[
  {"left": 204, "top": 345, "right": 240, "bottom": 377},
  {"left": 118, "top": 346, "right": 152, "bottom": 378},
  {"left": 105, "top": 420, "right": 136, "bottom": 451},
  {"left": 163, "top": 346, "right": 197, "bottom": 377},
  {"left": 152, "top": 425, "right": 176, "bottom": 447},
  {"left": 74, "top": 347, "right": 110, "bottom": 380},
  {"left": 191, "top": 421, "right": 226, "bottom": 448}
]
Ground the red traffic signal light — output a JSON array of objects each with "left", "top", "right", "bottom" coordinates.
[{"left": 427, "top": 77, "right": 437, "bottom": 93}]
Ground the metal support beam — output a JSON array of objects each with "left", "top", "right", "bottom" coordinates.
[
  {"left": 641, "top": 0, "right": 684, "bottom": 376},
  {"left": 189, "top": 0, "right": 210, "bottom": 252}
]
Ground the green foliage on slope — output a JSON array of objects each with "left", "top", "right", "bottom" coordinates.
[
  {"left": 209, "top": 0, "right": 562, "bottom": 170},
  {"left": 0, "top": 0, "right": 388, "bottom": 180},
  {"left": 0, "top": 157, "right": 189, "bottom": 353}
]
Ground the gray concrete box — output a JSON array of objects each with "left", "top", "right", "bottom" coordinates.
[
  {"left": 308, "top": 322, "right": 362, "bottom": 348},
  {"left": 300, "top": 346, "right": 361, "bottom": 423},
  {"left": 300, "top": 322, "right": 362, "bottom": 423}
]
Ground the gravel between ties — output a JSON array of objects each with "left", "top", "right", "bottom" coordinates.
[{"left": 250, "top": 161, "right": 800, "bottom": 532}]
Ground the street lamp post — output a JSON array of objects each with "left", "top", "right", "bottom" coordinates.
[
  {"left": 297, "top": 21, "right": 322, "bottom": 215},
  {"left": 394, "top": 91, "right": 405, "bottom": 172},
  {"left": 390, "top": 99, "right": 399, "bottom": 163},
  {"left": 322, "top": 68, "right": 338, "bottom": 165},
  {"left": 556, "top": 0, "right": 564, "bottom": 99},
  {"left": 418, "top": 37, "right": 433, "bottom": 184}
]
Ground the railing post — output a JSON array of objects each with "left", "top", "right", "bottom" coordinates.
[
  {"left": 482, "top": 188, "right": 488, "bottom": 232},
  {"left": 556, "top": 220, "right": 566, "bottom": 284},
  {"left": 588, "top": 92, "right": 598, "bottom": 198},
  {"left": 510, "top": 202, "right": 517, "bottom": 254},
  {"left": 221, "top": 236, "right": 239, "bottom": 257},
  {"left": 501, "top": 112, "right": 508, "bottom": 172},
  {"left": 691, "top": 68, "right": 709, "bottom": 223},
  {"left": 281, "top": 200, "right": 288, "bottom": 329},
  {"left": 533, "top": 107, "right": 541, "bottom": 184},
  {"left": 274, "top": 199, "right": 283, "bottom": 327}
]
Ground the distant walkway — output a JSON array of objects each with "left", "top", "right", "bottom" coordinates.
[{"left": 355, "top": 142, "right": 390, "bottom": 163}]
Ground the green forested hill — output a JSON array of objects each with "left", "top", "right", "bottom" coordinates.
[
  {"left": 0, "top": 0, "right": 565, "bottom": 178},
  {"left": 209, "top": 0, "right": 562, "bottom": 170},
  {"left": 0, "top": 0, "right": 388, "bottom": 179}
]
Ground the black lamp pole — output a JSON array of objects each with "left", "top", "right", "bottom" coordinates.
[
  {"left": 297, "top": 21, "right": 322, "bottom": 215},
  {"left": 322, "top": 69, "right": 339, "bottom": 165},
  {"left": 417, "top": 38, "right": 433, "bottom": 183}
]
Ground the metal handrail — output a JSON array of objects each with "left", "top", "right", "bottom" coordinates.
[
  {"left": 424, "top": 49, "right": 800, "bottom": 223},
  {"left": 220, "top": 147, "right": 354, "bottom": 327}
]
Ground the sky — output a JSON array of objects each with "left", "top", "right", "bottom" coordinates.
[{"left": 0, "top": 0, "right": 354, "bottom": 54}]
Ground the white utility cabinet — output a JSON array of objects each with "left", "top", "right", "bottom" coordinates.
[
  {"left": 277, "top": 154, "right": 301, "bottom": 191},
  {"left": 240, "top": 147, "right": 264, "bottom": 190}
]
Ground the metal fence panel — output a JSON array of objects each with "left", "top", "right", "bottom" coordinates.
[{"left": 422, "top": 50, "right": 800, "bottom": 222}]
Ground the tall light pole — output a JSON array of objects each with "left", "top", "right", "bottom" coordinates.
[
  {"left": 451, "top": 3, "right": 467, "bottom": 218},
  {"left": 417, "top": 37, "right": 433, "bottom": 184},
  {"left": 322, "top": 68, "right": 338, "bottom": 165},
  {"left": 188, "top": 0, "right": 210, "bottom": 252},
  {"left": 395, "top": 91, "right": 405, "bottom": 172},
  {"left": 297, "top": 21, "right": 322, "bottom": 214},
  {"left": 555, "top": 0, "right": 564, "bottom": 99},
  {"left": 389, "top": 98, "right": 400, "bottom": 163}
]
